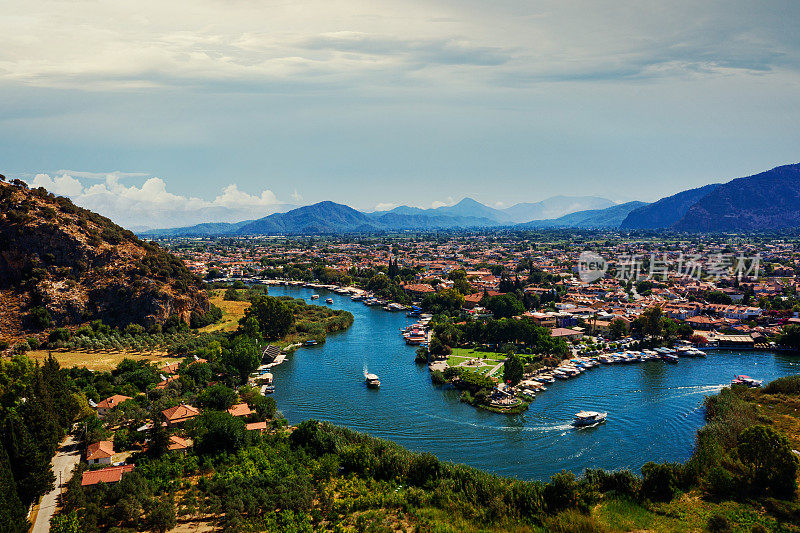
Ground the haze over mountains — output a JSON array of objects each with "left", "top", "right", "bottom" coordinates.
[{"left": 140, "top": 163, "right": 800, "bottom": 235}]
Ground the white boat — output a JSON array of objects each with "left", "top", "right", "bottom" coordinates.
[
  {"left": 573, "top": 411, "right": 607, "bottom": 427},
  {"left": 325, "top": 298, "right": 333, "bottom": 304},
  {"left": 311, "top": 294, "right": 319, "bottom": 300},
  {"left": 365, "top": 373, "right": 381, "bottom": 388}
]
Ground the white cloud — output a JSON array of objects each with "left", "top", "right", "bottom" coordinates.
[
  {"left": 374, "top": 202, "right": 398, "bottom": 211},
  {"left": 291, "top": 189, "right": 303, "bottom": 202},
  {"left": 430, "top": 197, "right": 454, "bottom": 209},
  {"left": 28, "top": 172, "right": 289, "bottom": 229}
]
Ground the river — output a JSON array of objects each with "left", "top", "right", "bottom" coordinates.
[{"left": 268, "top": 285, "right": 800, "bottom": 481}]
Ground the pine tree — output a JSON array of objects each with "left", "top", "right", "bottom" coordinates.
[{"left": 0, "top": 445, "right": 28, "bottom": 532}]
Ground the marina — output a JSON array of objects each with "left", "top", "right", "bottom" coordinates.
[{"left": 266, "top": 285, "right": 800, "bottom": 481}]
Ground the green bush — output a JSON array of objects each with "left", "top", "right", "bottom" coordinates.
[{"left": 640, "top": 462, "right": 678, "bottom": 502}]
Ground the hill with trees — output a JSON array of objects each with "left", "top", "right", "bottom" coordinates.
[{"left": 0, "top": 179, "right": 209, "bottom": 340}]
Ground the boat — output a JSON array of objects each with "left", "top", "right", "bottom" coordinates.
[
  {"left": 731, "top": 375, "right": 763, "bottom": 388},
  {"left": 351, "top": 294, "right": 365, "bottom": 301},
  {"left": 365, "top": 373, "right": 381, "bottom": 388},
  {"left": 304, "top": 340, "right": 318, "bottom": 346},
  {"left": 325, "top": 298, "right": 333, "bottom": 304},
  {"left": 311, "top": 294, "right": 319, "bottom": 300},
  {"left": 260, "top": 385, "right": 275, "bottom": 394},
  {"left": 573, "top": 411, "right": 607, "bottom": 427}
]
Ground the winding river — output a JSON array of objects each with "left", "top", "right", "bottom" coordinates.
[{"left": 268, "top": 286, "right": 800, "bottom": 481}]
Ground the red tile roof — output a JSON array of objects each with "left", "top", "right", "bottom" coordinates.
[
  {"left": 81, "top": 464, "right": 135, "bottom": 486},
  {"left": 96, "top": 395, "right": 132, "bottom": 410},
  {"left": 227, "top": 403, "right": 253, "bottom": 417},
  {"left": 86, "top": 441, "right": 114, "bottom": 461},
  {"left": 161, "top": 404, "right": 201, "bottom": 423}
]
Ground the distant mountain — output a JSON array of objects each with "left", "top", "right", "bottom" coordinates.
[
  {"left": 516, "top": 201, "right": 648, "bottom": 229},
  {"left": 237, "top": 201, "right": 378, "bottom": 235},
  {"left": 372, "top": 198, "right": 511, "bottom": 224},
  {"left": 672, "top": 163, "right": 800, "bottom": 232},
  {"left": 620, "top": 183, "right": 721, "bottom": 230},
  {"left": 372, "top": 212, "right": 500, "bottom": 230},
  {"left": 433, "top": 198, "right": 513, "bottom": 223},
  {"left": 503, "top": 196, "right": 616, "bottom": 223},
  {"left": 142, "top": 221, "right": 253, "bottom": 237}
]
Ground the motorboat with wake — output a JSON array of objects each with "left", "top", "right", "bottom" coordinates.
[{"left": 573, "top": 410, "right": 607, "bottom": 427}]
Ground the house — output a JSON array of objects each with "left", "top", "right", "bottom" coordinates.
[
  {"left": 161, "top": 404, "right": 201, "bottom": 427},
  {"left": 168, "top": 435, "right": 192, "bottom": 454},
  {"left": 403, "top": 283, "right": 435, "bottom": 297},
  {"left": 524, "top": 312, "right": 556, "bottom": 328},
  {"left": 86, "top": 441, "right": 115, "bottom": 465},
  {"left": 155, "top": 375, "right": 179, "bottom": 390},
  {"left": 227, "top": 403, "right": 253, "bottom": 418},
  {"left": 96, "top": 395, "right": 132, "bottom": 417},
  {"left": 550, "top": 328, "right": 584, "bottom": 341},
  {"left": 716, "top": 334, "right": 755, "bottom": 348},
  {"left": 82, "top": 464, "right": 135, "bottom": 486},
  {"left": 685, "top": 315, "right": 723, "bottom": 330},
  {"left": 246, "top": 421, "right": 268, "bottom": 434}
]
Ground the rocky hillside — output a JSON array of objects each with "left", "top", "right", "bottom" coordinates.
[{"left": 0, "top": 179, "right": 208, "bottom": 337}]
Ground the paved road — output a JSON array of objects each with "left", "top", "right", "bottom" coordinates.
[{"left": 32, "top": 434, "right": 81, "bottom": 533}]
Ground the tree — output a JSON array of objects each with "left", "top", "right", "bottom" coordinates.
[
  {"left": 241, "top": 296, "right": 294, "bottom": 341},
  {"left": 640, "top": 462, "right": 677, "bottom": 502},
  {"left": 503, "top": 354, "right": 524, "bottom": 386},
  {"left": 706, "top": 291, "right": 733, "bottom": 304},
  {"left": 196, "top": 384, "right": 237, "bottom": 411},
  {"left": 190, "top": 411, "right": 246, "bottom": 456},
  {"left": 148, "top": 412, "right": 171, "bottom": 457},
  {"left": 50, "top": 511, "right": 80, "bottom": 533},
  {"left": 146, "top": 495, "right": 177, "bottom": 533},
  {"left": 737, "top": 425, "right": 798, "bottom": 497},
  {"left": 778, "top": 324, "right": 800, "bottom": 351},
  {"left": 609, "top": 318, "right": 628, "bottom": 340},
  {"left": 486, "top": 294, "right": 524, "bottom": 319},
  {"left": 0, "top": 446, "right": 27, "bottom": 532},
  {"left": 223, "top": 336, "right": 261, "bottom": 384}
]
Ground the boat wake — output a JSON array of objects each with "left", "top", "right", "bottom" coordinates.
[{"left": 419, "top": 412, "right": 573, "bottom": 433}]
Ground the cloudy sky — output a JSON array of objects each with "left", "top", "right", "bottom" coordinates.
[{"left": 2, "top": 0, "right": 799, "bottom": 228}]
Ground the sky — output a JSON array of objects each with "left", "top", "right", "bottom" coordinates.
[{"left": 2, "top": 0, "right": 800, "bottom": 229}]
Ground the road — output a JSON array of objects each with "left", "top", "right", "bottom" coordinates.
[{"left": 32, "top": 434, "right": 81, "bottom": 533}]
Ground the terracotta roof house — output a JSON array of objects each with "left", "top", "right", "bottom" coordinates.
[
  {"left": 96, "top": 395, "right": 132, "bottom": 417},
  {"left": 168, "top": 435, "right": 192, "bottom": 454},
  {"left": 86, "top": 441, "right": 115, "bottom": 465},
  {"left": 227, "top": 403, "right": 253, "bottom": 418},
  {"left": 403, "top": 283, "right": 435, "bottom": 297},
  {"left": 160, "top": 362, "right": 180, "bottom": 374},
  {"left": 246, "top": 421, "right": 268, "bottom": 433},
  {"left": 161, "top": 404, "right": 201, "bottom": 427},
  {"left": 82, "top": 464, "right": 135, "bottom": 486},
  {"left": 155, "top": 375, "right": 180, "bottom": 390},
  {"left": 550, "top": 328, "right": 584, "bottom": 340}
]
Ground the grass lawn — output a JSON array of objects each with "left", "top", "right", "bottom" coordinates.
[
  {"left": 450, "top": 347, "right": 507, "bottom": 361},
  {"left": 28, "top": 349, "right": 177, "bottom": 371},
  {"left": 201, "top": 290, "right": 251, "bottom": 333}
]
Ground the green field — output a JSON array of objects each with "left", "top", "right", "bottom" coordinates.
[{"left": 449, "top": 347, "right": 507, "bottom": 361}]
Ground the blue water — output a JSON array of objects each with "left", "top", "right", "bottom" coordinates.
[{"left": 269, "top": 286, "right": 800, "bottom": 481}]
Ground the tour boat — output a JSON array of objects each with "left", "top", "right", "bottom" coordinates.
[
  {"left": 311, "top": 294, "right": 319, "bottom": 300},
  {"left": 365, "top": 373, "right": 381, "bottom": 388},
  {"left": 573, "top": 411, "right": 607, "bottom": 427},
  {"left": 325, "top": 298, "right": 333, "bottom": 304},
  {"left": 731, "top": 375, "right": 762, "bottom": 388}
]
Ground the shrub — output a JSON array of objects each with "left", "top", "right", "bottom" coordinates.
[
  {"left": 763, "top": 375, "right": 800, "bottom": 395},
  {"left": 640, "top": 462, "right": 677, "bottom": 502},
  {"left": 706, "top": 514, "right": 732, "bottom": 533},
  {"left": 543, "top": 470, "right": 580, "bottom": 513}
]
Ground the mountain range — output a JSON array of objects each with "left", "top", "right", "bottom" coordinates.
[{"left": 139, "top": 163, "right": 800, "bottom": 235}]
